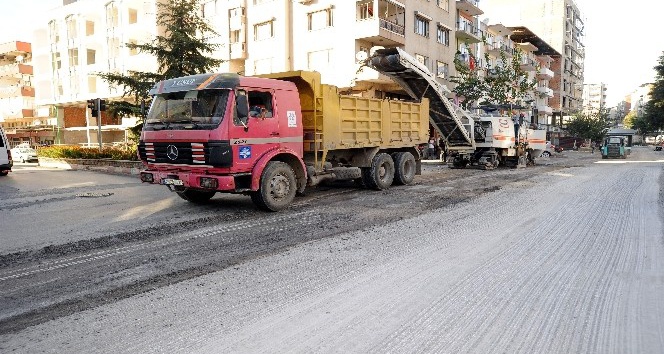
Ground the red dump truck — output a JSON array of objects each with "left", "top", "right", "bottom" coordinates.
[{"left": 138, "top": 71, "right": 429, "bottom": 211}]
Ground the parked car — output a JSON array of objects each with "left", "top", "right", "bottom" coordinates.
[
  {"left": 540, "top": 141, "right": 562, "bottom": 157},
  {"left": 0, "top": 127, "right": 12, "bottom": 176},
  {"left": 10, "top": 146, "right": 38, "bottom": 163}
]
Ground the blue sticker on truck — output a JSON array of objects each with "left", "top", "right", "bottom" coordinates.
[{"left": 239, "top": 146, "right": 251, "bottom": 159}]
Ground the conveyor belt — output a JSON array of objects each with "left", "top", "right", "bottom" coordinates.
[{"left": 368, "top": 47, "right": 475, "bottom": 149}]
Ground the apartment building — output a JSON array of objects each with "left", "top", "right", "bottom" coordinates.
[
  {"left": 581, "top": 82, "right": 607, "bottom": 113},
  {"left": 32, "top": 0, "right": 157, "bottom": 145},
  {"left": 202, "top": 0, "right": 462, "bottom": 96},
  {"left": 482, "top": 0, "right": 585, "bottom": 122},
  {"left": 0, "top": 41, "right": 40, "bottom": 146},
  {"left": 507, "top": 27, "right": 559, "bottom": 129}
]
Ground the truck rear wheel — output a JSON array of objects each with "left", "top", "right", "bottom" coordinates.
[
  {"left": 392, "top": 152, "right": 416, "bottom": 185},
  {"left": 363, "top": 153, "right": 395, "bottom": 190},
  {"left": 251, "top": 161, "right": 296, "bottom": 211},
  {"left": 177, "top": 189, "right": 216, "bottom": 203}
]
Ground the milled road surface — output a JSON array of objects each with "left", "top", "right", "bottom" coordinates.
[{"left": 0, "top": 148, "right": 663, "bottom": 353}]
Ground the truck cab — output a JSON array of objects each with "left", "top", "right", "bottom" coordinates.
[
  {"left": 601, "top": 136, "right": 626, "bottom": 159},
  {"left": 138, "top": 73, "right": 307, "bottom": 210}
]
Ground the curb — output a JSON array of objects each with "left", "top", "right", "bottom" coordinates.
[{"left": 38, "top": 157, "right": 143, "bottom": 176}]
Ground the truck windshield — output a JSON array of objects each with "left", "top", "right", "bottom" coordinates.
[{"left": 146, "top": 89, "right": 229, "bottom": 127}]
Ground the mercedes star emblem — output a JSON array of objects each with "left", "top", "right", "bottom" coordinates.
[{"left": 166, "top": 145, "right": 179, "bottom": 160}]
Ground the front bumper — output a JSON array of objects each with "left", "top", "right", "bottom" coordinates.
[{"left": 140, "top": 170, "right": 236, "bottom": 191}]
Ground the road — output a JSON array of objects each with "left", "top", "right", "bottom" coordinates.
[{"left": 1, "top": 148, "right": 663, "bottom": 353}]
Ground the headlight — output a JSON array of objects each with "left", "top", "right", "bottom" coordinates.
[{"left": 140, "top": 172, "right": 154, "bottom": 182}]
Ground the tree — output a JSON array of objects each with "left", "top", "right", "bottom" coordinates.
[
  {"left": 641, "top": 52, "right": 664, "bottom": 131},
  {"left": 450, "top": 44, "right": 536, "bottom": 113},
  {"left": 483, "top": 48, "right": 537, "bottom": 111},
  {"left": 566, "top": 110, "right": 609, "bottom": 142},
  {"left": 623, "top": 110, "right": 637, "bottom": 128},
  {"left": 98, "top": 0, "right": 222, "bottom": 136},
  {"left": 450, "top": 50, "right": 486, "bottom": 109}
]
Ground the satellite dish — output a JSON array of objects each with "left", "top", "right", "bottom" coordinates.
[
  {"left": 369, "top": 46, "right": 384, "bottom": 56},
  {"left": 355, "top": 51, "right": 368, "bottom": 61}
]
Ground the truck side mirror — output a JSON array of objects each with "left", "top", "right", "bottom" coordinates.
[
  {"left": 235, "top": 92, "right": 249, "bottom": 131},
  {"left": 236, "top": 94, "right": 249, "bottom": 119}
]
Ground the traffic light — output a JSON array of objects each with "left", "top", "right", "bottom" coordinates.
[
  {"left": 99, "top": 99, "right": 107, "bottom": 111},
  {"left": 87, "top": 99, "right": 98, "bottom": 117}
]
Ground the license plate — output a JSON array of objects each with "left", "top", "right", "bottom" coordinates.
[{"left": 162, "top": 178, "right": 184, "bottom": 186}]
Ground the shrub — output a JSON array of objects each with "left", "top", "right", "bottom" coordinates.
[{"left": 38, "top": 145, "right": 139, "bottom": 161}]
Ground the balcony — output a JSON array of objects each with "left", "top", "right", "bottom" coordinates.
[
  {"left": 356, "top": 18, "right": 406, "bottom": 46},
  {"left": 486, "top": 41, "right": 512, "bottom": 57},
  {"left": 229, "top": 14, "right": 246, "bottom": 31},
  {"left": 520, "top": 58, "right": 537, "bottom": 71},
  {"left": 456, "top": 0, "right": 483, "bottom": 17},
  {"left": 456, "top": 20, "right": 482, "bottom": 43},
  {"left": 355, "top": 0, "right": 406, "bottom": 47},
  {"left": 537, "top": 67, "right": 554, "bottom": 79},
  {"left": 229, "top": 42, "right": 247, "bottom": 60},
  {"left": 0, "top": 64, "right": 33, "bottom": 79},
  {"left": 536, "top": 105, "right": 553, "bottom": 115},
  {"left": 0, "top": 86, "right": 35, "bottom": 99},
  {"left": 537, "top": 86, "right": 554, "bottom": 97}
]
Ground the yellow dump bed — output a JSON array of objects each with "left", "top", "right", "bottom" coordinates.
[{"left": 258, "top": 71, "right": 429, "bottom": 154}]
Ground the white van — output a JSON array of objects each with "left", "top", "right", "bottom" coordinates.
[{"left": 0, "top": 126, "right": 12, "bottom": 176}]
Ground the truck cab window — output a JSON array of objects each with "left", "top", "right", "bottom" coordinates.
[{"left": 248, "top": 91, "right": 273, "bottom": 118}]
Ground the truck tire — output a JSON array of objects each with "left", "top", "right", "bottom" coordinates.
[
  {"left": 251, "top": 161, "right": 296, "bottom": 211},
  {"left": 177, "top": 189, "right": 216, "bottom": 203},
  {"left": 363, "top": 153, "right": 395, "bottom": 190},
  {"left": 392, "top": 152, "right": 416, "bottom": 185}
]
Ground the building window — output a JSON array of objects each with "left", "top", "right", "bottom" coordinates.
[
  {"left": 436, "top": 25, "right": 449, "bottom": 46},
  {"left": 254, "top": 20, "right": 274, "bottom": 41},
  {"left": 87, "top": 49, "right": 96, "bottom": 64},
  {"left": 86, "top": 21, "right": 95, "bottom": 36},
  {"left": 308, "top": 49, "right": 332, "bottom": 69},
  {"left": 230, "top": 30, "right": 241, "bottom": 44},
  {"left": 357, "top": 1, "right": 374, "bottom": 20},
  {"left": 127, "top": 39, "right": 138, "bottom": 55},
  {"left": 436, "top": 61, "right": 449, "bottom": 79},
  {"left": 128, "top": 8, "right": 138, "bottom": 24},
  {"left": 414, "top": 15, "right": 429, "bottom": 37},
  {"left": 106, "top": 4, "right": 119, "bottom": 27},
  {"left": 49, "top": 20, "right": 60, "bottom": 43},
  {"left": 415, "top": 53, "right": 429, "bottom": 68},
  {"left": 52, "top": 52, "right": 61, "bottom": 70},
  {"left": 308, "top": 8, "right": 333, "bottom": 31},
  {"left": 88, "top": 76, "right": 97, "bottom": 93},
  {"left": 66, "top": 16, "right": 77, "bottom": 39},
  {"left": 68, "top": 48, "right": 79, "bottom": 66},
  {"left": 437, "top": 0, "right": 449, "bottom": 11}
]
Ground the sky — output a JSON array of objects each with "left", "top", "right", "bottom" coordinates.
[{"left": 0, "top": 0, "right": 661, "bottom": 107}]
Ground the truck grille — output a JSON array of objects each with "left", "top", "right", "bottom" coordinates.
[{"left": 138, "top": 140, "right": 232, "bottom": 167}]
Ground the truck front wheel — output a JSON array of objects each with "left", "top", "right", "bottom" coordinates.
[
  {"left": 177, "top": 189, "right": 216, "bottom": 203},
  {"left": 251, "top": 161, "right": 296, "bottom": 211},
  {"left": 363, "top": 153, "right": 395, "bottom": 190},
  {"left": 392, "top": 152, "right": 416, "bottom": 185}
]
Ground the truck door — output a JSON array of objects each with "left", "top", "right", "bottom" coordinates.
[{"left": 229, "top": 89, "right": 279, "bottom": 172}]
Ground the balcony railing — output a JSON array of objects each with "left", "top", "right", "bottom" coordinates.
[
  {"left": 380, "top": 18, "right": 405, "bottom": 36},
  {"left": 0, "top": 64, "right": 33, "bottom": 78},
  {"left": 537, "top": 67, "right": 554, "bottom": 79},
  {"left": 456, "top": 20, "right": 482, "bottom": 43},
  {"left": 537, "top": 86, "right": 554, "bottom": 97},
  {"left": 536, "top": 105, "right": 553, "bottom": 115}
]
